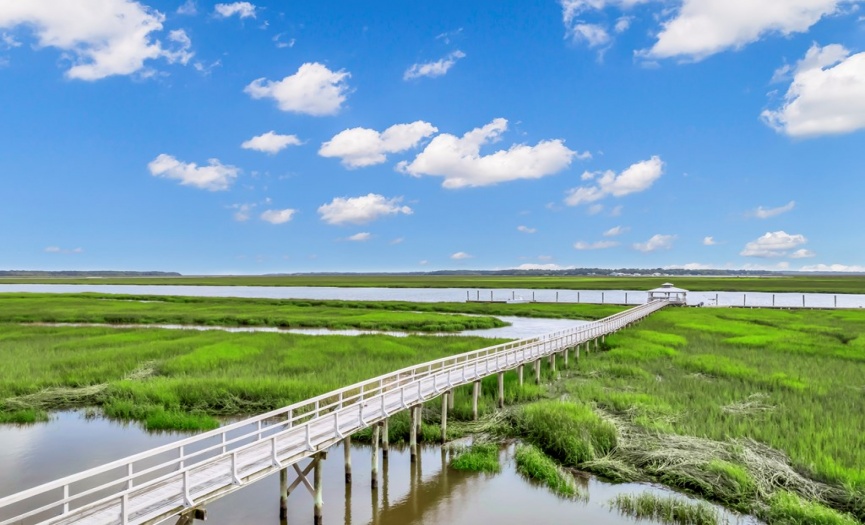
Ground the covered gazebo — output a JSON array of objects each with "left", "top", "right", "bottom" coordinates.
[{"left": 648, "top": 283, "right": 688, "bottom": 304}]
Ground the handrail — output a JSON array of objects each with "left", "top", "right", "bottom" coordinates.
[{"left": 0, "top": 300, "right": 669, "bottom": 525}]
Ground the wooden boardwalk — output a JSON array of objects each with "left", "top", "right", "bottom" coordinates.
[{"left": 0, "top": 300, "right": 671, "bottom": 525}]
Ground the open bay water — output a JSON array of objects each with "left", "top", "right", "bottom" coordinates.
[{"left": 1, "top": 283, "right": 864, "bottom": 308}]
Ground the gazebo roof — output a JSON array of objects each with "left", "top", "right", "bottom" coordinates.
[{"left": 648, "top": 284, "right": 689, "bottom": 293}]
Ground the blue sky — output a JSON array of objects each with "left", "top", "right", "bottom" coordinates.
[{"left": 1, "top": 0, "right": 864, "bottom": 274}]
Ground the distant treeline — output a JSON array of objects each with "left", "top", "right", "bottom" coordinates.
[
  {"left": 0, "top": 271, "right": 181, "bottom": 277},
  {"left": 269, "top": 268, "right": 791, "bottom": 277}
]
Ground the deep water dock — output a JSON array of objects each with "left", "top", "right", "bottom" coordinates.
[{"left": 0, "top": 301, "right": 673, "bottom": 525}]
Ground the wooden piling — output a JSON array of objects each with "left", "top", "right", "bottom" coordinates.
[
  {"left": 313, "top": 454, "right": 323, "bottom": 525},
  {"left": 343, "top": 437, "right": 352, "bottom": 484},
  {"left": 279, "top": 468, "right": 288, "bottom": 519},
  {"left": 497, "top": 372, "right": 504, "bottom": 409},
  {"left": 415, "top": 404, "right": 422, "bottom": 436},
  {"left": 382, "top": 418, "right": 389, "bottom": 459},
  {"left": 576, "top": 343, "right": 580, "bottom": 361},
  {"left": 549, "top": 353, "right": 556, "bottom": 373},
  {"left": 518, "top": 364, "right": 524, "bottom": 386},
  {"left": 409, "top": 406, "right": 418, "bottom": 463},
  {"left": 371, "top": 424, "right": 379, "bottom": 489},
  {"left": 448, "top": 388, "right": 454, "bottom": 410},
  {"left": 472, "top": 381, "right": 480, "bottom": 421},
  {"left": 535, "top": 358, "right": 541, "bottom": 384},
  {"left": 441, "top": 392, "right": 448, "bottom": 443},
  {"left": 563, "top": 349, "right": 568, "bottom": 368}
]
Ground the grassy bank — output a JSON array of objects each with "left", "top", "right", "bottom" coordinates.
[
  {"left": 0, "top": 324, "right": 510, "bottom": 430},
  {"left": 504, "top": 306, "right": 865, "bottom": 523},
  {"left": 0, "top": 274, "right": 864, "bottom": 293}
]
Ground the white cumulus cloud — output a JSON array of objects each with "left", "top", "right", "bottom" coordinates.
[
  {"left": 404, "top": 50, "right": 466, "bottom": 80},
  {"left": 603, "top": 225, "right": 628, "bottom": 236},
  {"left": 740, "top": 231, "right": 807, "bottom": 257},
  {"left": 569, "top": 23, "right": 610, "bottom": 47},
  {"left": 0, "top": 0, "right": 194, "bottom": 80},
  {"left": 574, "top": 240, "right": 619, "bottom": 250},
  {"left": 517, "top": 225, "right": 537, "bottom": 234},
  {"left": 752, "top": 200, "right": 796, "bottom": 218},
  {"left": 800, "top": 263, "right": 865, "bottom": 272},
  {"left": 260, "top": 209, "right": 296, "bottom": 224},
  {"left": 245, "top": 62, "right": 350, "bottom": 116},
  {"left": 318, "top": 194, "right": 412, "bottom": 225},
  {"left": 319, "top": 121, "right": 437, "bottom": 168},
  {"left": 346, "top": 232, "right": 372, "bottom": 242},
  {"left": 397, "top": 118, "right": 582, "bottom": 188},
  {"left": 241, "top": 131, "right": 302, "bottom": 154},
  {"left": 214, "top": 2, "right": 256, "bottom": 19},
  {"left": 762, "top": 44, "right": 865, "bottom": 137},
  {"left": 514, "top": 263, "right": 574, "bottom": 270},
  {"left": 790, "top": 248, "right": 816, "bottom": 258},
  {"left": 703, "top": 236, "right": 718, "bottom": 246},
  {"left": 451, "top": 252, "right": 473, "bottom": 260},
  {"left": 148, "top": 154, "right": 239, "bottom": 191},
  {"left": 644, "top": 0, "right": 849, "bottom": 61},
  {"left": 633, "top": 234, "right": 675, "bottom": 252},
  {"left": 44, "top": 246, "right": 83, "bottom": 254},
  {"left": 565, "top": 156, "right": 664, "bottom": 206}
]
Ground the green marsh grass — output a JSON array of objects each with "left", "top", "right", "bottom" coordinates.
[
  {"left": 511, "top": 400, "right": 617, "bottom": 466},
  {"left": 0, "top": 324, "right": 510, "bottom": 429},
  {"left": 535, "top": 306, "right": 865, "bottom": 523},
  {"left": 765, "top": 491, "right": 860, "bottom": 525},
  {"left": 514, "top": 444, "right": 579, "bottom": 497},
  {"left": 450, "top": 443, "right": 501, "bottom": 473},
  {"left": 611, "top": 493, "right": 721, "bottom": 525},
  {"left": 0, "top": 293, "right": 517, "bottom": 332}
]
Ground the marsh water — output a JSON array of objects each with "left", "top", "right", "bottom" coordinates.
[
  {"left": 0, "top": 411, "right": 759, "bottom": 525},
  {"left": 1, "top": 283, "right": 864, "bottom": 308},
  {"left": 34, "top": 315, "right": 590, "bottom": 340}
]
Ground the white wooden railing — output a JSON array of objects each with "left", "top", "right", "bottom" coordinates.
[{"left": 0, "top": 300, "right": 670, "bottom": 525}]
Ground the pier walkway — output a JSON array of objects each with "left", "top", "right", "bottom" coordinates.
[{"left": 0, "top": 300, "right": 672, "bottom": 525}]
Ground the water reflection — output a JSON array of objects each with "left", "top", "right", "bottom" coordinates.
[{"left": 0, "top": 413, "right": 761, "bottom": 525}]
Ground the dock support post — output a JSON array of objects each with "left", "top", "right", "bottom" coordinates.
[
  {"left": 410, "top": 406, "right": 418, "bottom": 463},
  {"left": 371, "top": 424, "right": 380, "bottom": 489},
  {"left": 535, "top": 358, "right": 541, "bottom": 384},
  {"left": 441, "top": 392, "right": 448, "bottom": 443},
  {"left": 382, "top": 418, "right": 389, "bottom": 459},
  {"left": 472, "top": 381, "right": 480, "bottom": 420},
  {"left": 549, "top": 353, "right": 556, "bottom": 373},
  {"left": 279, "top": 469, "right": 288, "bottom": 519},
  {"left": 564, "top": 349, "right": 568, "bottom": 368},
  {"left": 594, "top": 338, "right": 598, "bottom": 351},
  {"left": 497, "top": 372, "right": 504, "bottom": 409},
  {"left": 518, "top": 364, "right": 524, "bottom": 386},
  {"left": 575, "top": 343, "right": 580, "bottom": 361},
  {"left": 313, "top": 454, "right": 324, "bottom": 525},
  {"left": 448, "top": 388, "right": 454, "bottom": 410},
  {"left": 343, "top": 437, "right": 352, "bottom": 484},
  {"left": 415, "top": 405, "right": 422, "bottom": 436}
]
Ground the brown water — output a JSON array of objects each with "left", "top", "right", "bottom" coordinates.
[{"left": 0, "top": 412, "right": 759, "bottom": 525}]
